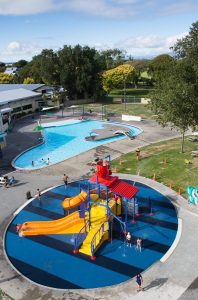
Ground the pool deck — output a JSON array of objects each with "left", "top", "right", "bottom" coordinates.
[
  {"left": 0, "top": 115, "right": 198, "bottom": 300},
  {"left": 85, "top": 123, "right": 133, "bottom": 141}
]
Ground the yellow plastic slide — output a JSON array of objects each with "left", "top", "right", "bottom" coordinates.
[
  {"left": 62, "top": 190, "right": 87, "bottom": 210},
  {"left": 79, "top": 204, "right": 109, "bottom": 256},
  {"left": 79, "top": 198, "right": 121, "bottom": 256},
  {"left": 19, "top": 211, "right": 85, "bottom": 237}
]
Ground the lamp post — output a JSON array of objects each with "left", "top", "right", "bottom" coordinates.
[
  {"left": 101, "top": 105, "right": 104, "bottom": 120},
  {"left": 124, "top": 76, "right": 126, "bottom": 111},
  {"left": 60, "top": 103, "right": 64, "bottom": 118}
]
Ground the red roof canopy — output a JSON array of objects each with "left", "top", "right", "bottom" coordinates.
[{"left": 109, "top": 179, "right": 139, "bottom": 199}]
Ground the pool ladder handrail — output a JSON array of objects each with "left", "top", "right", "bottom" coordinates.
[
  {"left": 90, "top": 221, "right": 109, "bottom": 256},
  {"left": 74, "top": 219, "right": 90, "bottom": 251}
]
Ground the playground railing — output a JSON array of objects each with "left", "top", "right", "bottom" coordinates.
[
  {"left": 91, "top": 221, "right": 109, "bottom": 256},
  {"left": 74, "top": 220, "right": 90, "bottom": 251}
]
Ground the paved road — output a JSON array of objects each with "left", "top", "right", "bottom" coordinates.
[{"left": 0, "top": 116, "right": 197, "bottom": 300}]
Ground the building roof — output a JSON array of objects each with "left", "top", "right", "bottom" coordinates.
[
  {"left": 4, "top": 67, "right": 17, "bottom": 75},
  {"left": 0, "top": 84, "right": 46, "bottom": 92},
  {"left": 0, "top": 88, "right": 41, "bottom": 105}
]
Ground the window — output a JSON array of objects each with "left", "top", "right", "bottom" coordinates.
[
  {"left": 23, "top": 104, "right": 32, "bottom": 110},
  {"left": 13, "top": 107, "right": 22, "bottom": 113}
]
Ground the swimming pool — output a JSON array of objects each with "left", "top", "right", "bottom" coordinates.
[
  {"left": 4, "top": 179, "right": 178, "bottom": 289},
  {"left": 13, "top": 120, "right": 142, "bottom": 169}
]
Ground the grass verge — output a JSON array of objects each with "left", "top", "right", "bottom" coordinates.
[
  {"left": 111, "top": 138, "right": 198, "bottom": 197},
  {"left": 79, "top": 103, "right": 153, "bottom": 119},
  {"left": 0, "top": 289, "right": 13, "bottom": 300},
  {"left": 109, "top": 88, "right": 153, "bottom": 98}
]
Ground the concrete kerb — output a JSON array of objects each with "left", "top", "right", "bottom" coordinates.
[
  {"left": 2, "top": 175, "right": 183, "bottom": 294},
  {"left": 160, "top": 218, "right": 182, "bottom": 263}
]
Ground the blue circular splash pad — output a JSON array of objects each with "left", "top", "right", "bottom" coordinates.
[{"left": 4, "top": 180, "right": 178, "bottom": 289}]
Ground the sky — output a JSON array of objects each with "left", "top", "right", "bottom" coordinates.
[{"left": 0, "top": 0, "right": 198, "bottom": 62}]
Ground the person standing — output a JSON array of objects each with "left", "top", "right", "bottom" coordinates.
[
  {"left": 136, "top": 148, "right": 141, "bottom": 161},
  {"left": 63, "top": 174, "right": 69, "bottom": 189},
  {"left": 36, "top": 188, "right": 41, "bottom": 200},
  {"left": 126, "top": 232, "right": 132, "bottom": 247},
  {"left": 136, "top": 237, "right": 142, "bottom": 252},
  {"left": 4, "top": 176, "right": 9, "bottom": 188},
  {"left": 136, "top": 273, "right": 143, "bottom": 291}
]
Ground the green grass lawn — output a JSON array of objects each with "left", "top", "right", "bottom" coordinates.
[
  {"left": 109, "top": 88, "right": 152, "bottom": 98},
  {"left": 140, "top": 71, "right": 151, "bottom": 79},
  {"left": 111, "top": 138, "right": 198, "bottom": 197},
  {"left": 0, "top": 289, "right": 13, "bottom": 300},
  {"left": 79, "top": 103, "right": 153, "bottom": 119}
]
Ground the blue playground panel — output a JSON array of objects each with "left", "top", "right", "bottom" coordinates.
[{"left": 4, "top": 180, "right": 178, "bottom": 289}]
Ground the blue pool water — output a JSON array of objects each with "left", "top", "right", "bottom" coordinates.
[
  {"left": 13, "top": 120, "right": 142, "bottom": 169},
  {"left": 4, "top": 180, "right": 178, "bottom": 289}
]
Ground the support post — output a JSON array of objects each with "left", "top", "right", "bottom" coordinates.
[
  {"left": 125, "top": 198, "right": 128, "bottom": 224},
  {"left": 132, "top": 198, "right": 136, "bottom": 223},
  {"left": 135, "top": 198, "right": 140, "bottom": 217},
  {"left": 149, "top": 198, "right": 154, "bottom": 216},
  {"left": 88, "top": 182, "right": 91, "bottom": 230}
]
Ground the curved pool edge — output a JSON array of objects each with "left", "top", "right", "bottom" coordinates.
[
  {"left": 160, "top": 218, "right": 182, "bottom": 263},
  {"left": 11, "top": 131, "right": 45, "bottom": 171},
  {"left": 12, "top": 119, "right": 143, "bottom": 171},
  {"left": 3, "top": 176, "right": 181, "bottom": 292}
]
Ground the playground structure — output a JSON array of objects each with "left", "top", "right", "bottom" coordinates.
[
  {"left": 187, "top": 186, "right": 198, "bottom": 206},
  {"left": 18, "top": 158, "right": 142, "bottom": 260}
]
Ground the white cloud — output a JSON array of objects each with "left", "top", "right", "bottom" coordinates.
[
  {"left": 0, "top": 0, "right": 55, "bottom": 15},
  {"left": 0, "top": 41, "right": 43, "bottom": 61},
  {"left": 0, "top": 0, "right": 196, "bottom": 18},
  {"left": 7, "top": 41, "right": 21, "bottom": 53},
  {"left": 114, "top": 32, "right": 188, "bottom": 57},
  {"left": 0, "top": 32, "right": 188, "bottom": 62},
  {"left": 161, "top": 1, "right": 198, "bottom": 14}
]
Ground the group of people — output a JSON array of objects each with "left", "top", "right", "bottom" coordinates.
[
  {"left": 32, "top": 157, "right": 50, "bottom": 167},
  {"left": 126, "top": 232, "right": 143, "bottom": 291},
  {"left": 1, "top": 175, "right": 16, "bottom": 188},
  {"left": 35, "top": 174, "right": 69, "bottom": 201},
  {"left": 126, "top": 232, "right": 142, "bottom": 252}
]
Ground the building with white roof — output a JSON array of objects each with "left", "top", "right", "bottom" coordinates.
[
  {"left": 0, "top": 88, "right": 42, "bottom": 113},
  {"left": 0, "top": 88, "right": 43, "bottom": 148},
  {"left": 0, "top": 83, "right": 52, "bottom": 93}
]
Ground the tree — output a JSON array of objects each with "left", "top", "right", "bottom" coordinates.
[
  {"left": 0, "top": 62, "right": 6, "bottom": 73},
  {"left": 58, "top": 45, "right": 104, "bottom": 99},
  {"left": 14, "top": 59, "right": 28, "bottom": 68},
  {"left": 171, "top": 21, "right": 198, "bottom": 75},
  {"left": 39, "top": 49, "right": 60, "bottom": 85},
  {"left": 150, "top": 58, "right": 198, "bottom": 153},
  {"left": 102, "top": 64, "right": 135, "bottom": 93},
  {"left": 100, "top": 49, "right": 126, "bottom": 69},
  {"left": 0, "top": 73, "right": 13, "bottom": 83},
  {"left": 17, "top": 57, "right": 43, "bottom": 83},
  {"left": 17, "top": 50, "right": 60, "bottom": 85},
  {"left": 149, "top": 54, "right": 174, "bottom": 82},
  {"left": 23, "top": 77, "right": 35, "bottom": 84}
]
